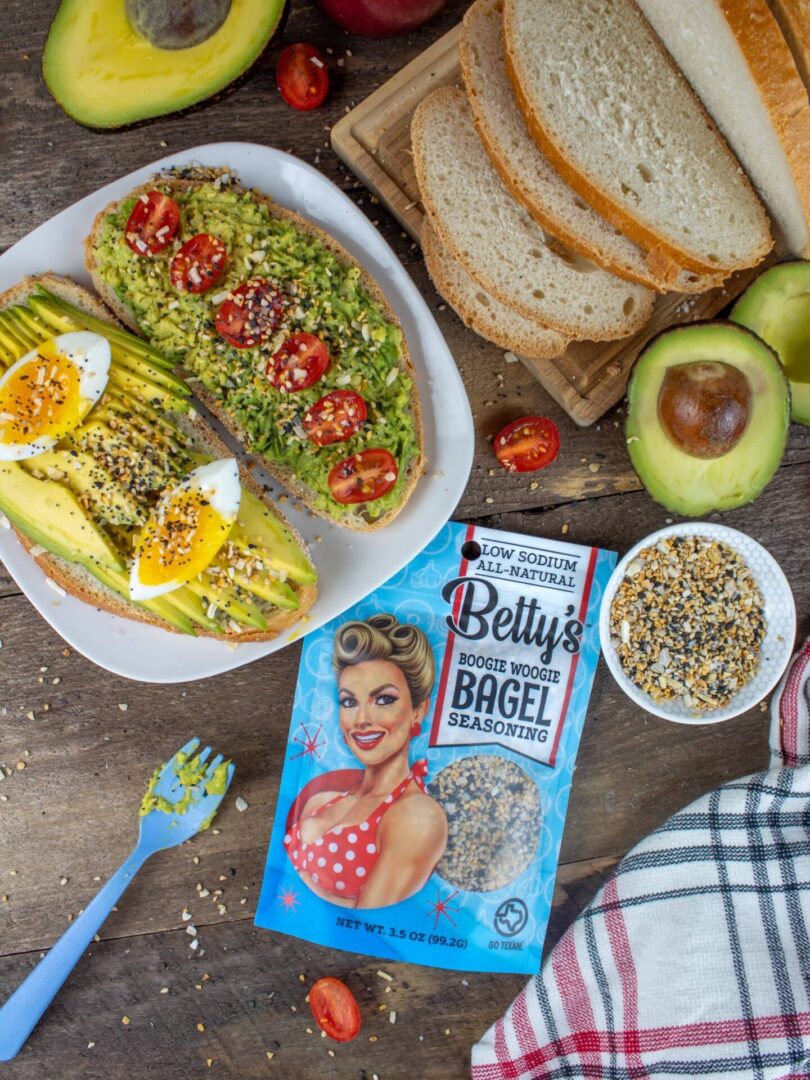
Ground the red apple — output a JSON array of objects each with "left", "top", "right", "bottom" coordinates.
[{"left": 314, "top": 0, "right": 448, "bottom": 36}]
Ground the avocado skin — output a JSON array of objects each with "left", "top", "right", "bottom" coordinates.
[
  {"left": 42, "top": 0, "right": 286, "bottom": 130},
  {"left": 626, "top": 320, "right": 790, "bottom": 516},
  {"left": 732, "top": 260, "right": 810, "bottom": 427}
]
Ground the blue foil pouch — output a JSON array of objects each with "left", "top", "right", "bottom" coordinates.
[{"left": 256, "top": 521, "right": 616, "bottom": 973}]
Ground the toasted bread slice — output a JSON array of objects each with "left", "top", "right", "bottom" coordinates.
[
  {"left": 638, "top": 0, "right": 810, "bottom": 258},
  {"left": 84, "top": 170, "right": 424, "bottom": 533},
  {"left": 503, "top": 0, "right": 773, "bottom": 277},
  {"left": 460, "top": 0, "right": 726, "bottom": 293},
  {"left": 0, "top": 274, "right": 317, "bottom": 642},
  {"left": 412, "top": 87, "right": 655, "bottom": 341},
  {"left": 421, "top": 222, "right": 570, "bottom": 359}
]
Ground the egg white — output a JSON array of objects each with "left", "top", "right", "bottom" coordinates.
[
  {"left": 0, "top": 331, "right": 111, "bottom": 461},
  {"left": 129, "top": 458, "right": 242, "bottom": 602}
]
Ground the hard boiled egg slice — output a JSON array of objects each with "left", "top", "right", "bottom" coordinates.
[
  {"left": 0, "top": 331, "right": 110, "bottom": 461},
  {"left": 130, "top": 459, "right": 242, "bottom": 602}
]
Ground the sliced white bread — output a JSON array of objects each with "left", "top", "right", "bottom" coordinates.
[
  {"left": 460, "top": 0, "right": 726, "bottom": 294},
  {"left": 0, "top": 274, "right": 318, "bottom": 642},
  {"left": 421, "top": 222, "right": 570, "bottom": 359},
  {"left": 412, "top": 88, "right": 655, "bottom": 341},
  {"left": 638, "top": 0, "right": 810, "bottom": 257},
  {"left": 766, "top": 0, "right": 810, "bottom": 91},
  {"left": 503, "top": 0, "right": 773, "bottom": 277}
]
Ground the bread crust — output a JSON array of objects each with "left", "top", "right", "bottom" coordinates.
[
  {"left": 502, "top": 0, "right": 773, "bottom": 276},
  {"left": 84, "top": 172, "right": 424, "bottom": 533},
  {"left": 459, "top": 0, "right": 727, "bottom": 295},
  {"left": 421, "top": 222, "right": 570, "bottom": 359},
  {"left": 0, "top": 273, "right": 317, "bottom": 642},
  {"left": 766, "top": 0, "right": 810, "bottom": 91},
  {"left": 719, "top": 0, "right": 810, "bottom": 257},
  {"left": 413, "top": 87, "right": 656, "bottom": 341}
]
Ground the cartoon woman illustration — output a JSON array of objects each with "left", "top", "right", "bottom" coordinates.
[{"left": 284, "top": 614, "right": 448, "bottom": 909}]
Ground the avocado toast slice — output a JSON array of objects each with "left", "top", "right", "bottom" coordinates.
[
  {"left": 84, "top": 169, "right": 424, "bottom": 531},
  {"left": 0, "top": 273, "right": 317, "bottom": 641}
]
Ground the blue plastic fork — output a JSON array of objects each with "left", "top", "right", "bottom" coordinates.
[{"left": 0, "top": 737, "right": 234, "bottom": 1061}]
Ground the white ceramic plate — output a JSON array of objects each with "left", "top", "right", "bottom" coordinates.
[
  {"left": 599, "top": 523, "right": 796, "bottom": 723},
  {"left": 0, "top": 142, "right": 473, "bottom": 682}
]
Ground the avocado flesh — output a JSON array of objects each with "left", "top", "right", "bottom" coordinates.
[
  {"left": 233, "top": 490, "right": 317, "bottom": 586},
  {"left": 89, "top": 562, "right": 196, "bottom": 635},
  {"left": 0, "top": 463, "right": 124, "bottom": 570},
  {"left": 183, "top": 575, "right": 269, "bottom": 631},
  {"left": 626, "top": 322, "right": 790, "bottom": 516},
  {"left": 0, "top": 292, "right": 314, "bottom": 632},
  {"left": 21, "top": 449, "right": 143, "bottom": 527},
  {"left": 42, "top": 0, "right": 286, "bottom": 129},
  {"left": 732, "top": 261, "right": 810, "bottom": 425}
]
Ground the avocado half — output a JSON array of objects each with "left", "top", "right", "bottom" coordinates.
[
  {"left": 626, "top": 321, "right": 790, "bottom": 516},
  {"left": 42, "top": 0, "right": 286, "bottom": 129},
  {"left": 731, "top": 261, "right": 810, "bottom": 426}
]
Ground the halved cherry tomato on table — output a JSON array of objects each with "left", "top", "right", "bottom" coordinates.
[
  {"left": 309, "top": 977, "right": 361, "bottom": 1044},
  {"left": 267, "top": 333, "right": 330, "bottom": 392},
  {"left": 124, "top": 191, "right": 180, "bottom": 256},
  {"left": 276, "top": 43, "right": 330, "bottom": 111},
  {"left": 328, "top": 448, "right": 398, "bottom": 505},
  {"left": 494, "top": 416, "right": 560, "bottom": 473},
  {"left": 170, "top": 234, "right": 227, "bottom": 294},
  {"left": 214, "top": 279, "right": 284, "bottom": 349},
  {"left": 303, "top": 390, "right": 367, "bottom": 445}
]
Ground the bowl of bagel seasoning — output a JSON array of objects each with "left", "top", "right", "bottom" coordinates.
[{"left": 599, "top": 523, "right": 795, "bottom": 723}]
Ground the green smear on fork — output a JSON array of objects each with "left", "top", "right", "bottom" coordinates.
[{"left": 139, "top": 749, "right": 230, "bottom": 824}]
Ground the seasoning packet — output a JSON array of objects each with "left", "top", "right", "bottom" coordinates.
[{"left": 256, "top": 521, "right": 616, "bottom": 973}]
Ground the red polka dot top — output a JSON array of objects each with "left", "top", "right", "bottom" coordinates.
[{"left": 284, "top": 761, "right": 428, "bottom": 901}]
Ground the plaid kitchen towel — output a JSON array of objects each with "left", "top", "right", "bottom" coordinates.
[{"left": 472, "top": 638, "right": 810, "bottom": 1080}]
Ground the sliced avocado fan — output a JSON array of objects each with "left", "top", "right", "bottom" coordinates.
[
  {"left": 42, "top": 0, "right": 286, "bottom": 129},
  {"left": 731, "top": 260, "right": 810, "bottom": 427},
  {"left": 626, "top": 321, "right": 790, "bottom": 516},
  {"left": 0, "top": 286, "right": 315, "bottom": 637}
]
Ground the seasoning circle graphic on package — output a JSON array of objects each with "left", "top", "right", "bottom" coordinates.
[{"left": 256, "top": 521, "right": 616, "bottom": 973}]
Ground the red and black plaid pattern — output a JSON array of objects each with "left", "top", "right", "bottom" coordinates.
[{"left": 473, "top": 639, "right": 810, "bottom": 1080}]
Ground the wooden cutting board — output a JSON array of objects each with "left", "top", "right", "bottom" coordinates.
[{"left": 331, "top": 24, "right": 777, "bottom": 426}]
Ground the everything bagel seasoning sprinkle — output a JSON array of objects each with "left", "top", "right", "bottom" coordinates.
[
  {"left": 429, "top": 756, "right": 541, "bottom": 892},
  {"left": 609, "top": 535, "right": 765, "bottom": 709}
]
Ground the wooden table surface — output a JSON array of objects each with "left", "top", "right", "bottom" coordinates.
[{"left": 1, "top": 2, "right": 808, "bottom": 1077}]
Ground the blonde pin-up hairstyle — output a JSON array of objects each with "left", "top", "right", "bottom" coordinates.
[{"left": 333, "top": 614, "right": 436, "bottom": 706}]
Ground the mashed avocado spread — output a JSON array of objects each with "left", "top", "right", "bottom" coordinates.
[
  {"left": 94, "top": 179, "right": 420, "bottom": 523},
  {"left": 140, "top": 749, "right": 230, "bottom": 823}
]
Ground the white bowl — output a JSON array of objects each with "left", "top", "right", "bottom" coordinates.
[{"left": 598, "top": 523, "right": 796, "bottom": 724}]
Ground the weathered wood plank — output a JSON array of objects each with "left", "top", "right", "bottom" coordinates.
[
  {"left": 0, "top": 918, "right": 525, "bottom": 1080},
  {"left": 2, "top": 463, "right": 805, "bottom": 962}
]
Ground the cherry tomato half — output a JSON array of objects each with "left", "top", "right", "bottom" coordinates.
[
  {"left": 494, "top": 416, "right": 560, "bottom": 473},
  {"left": 170, "top": 234, "right": 227, "bottom": 294},
  {"left": 124, "top": 191, "right": 180, "bottom": 256},
  {"left": 214, "top": 279, "right": 284, "bottom": 349},
  {"left": 276, "top": 43, "right": 330, "bottom": 111},
  {"left": 328, "top": 448, "right": 398, "bottom": 505},
  {"left": 303, "top": 390, "right": 367, "bottom": 446},
  {"left": 309, "top": 977, "right": 361, "bottom": 1043},
  {"left": 268, "top": 333, "right": 330, "bottom": 392}
]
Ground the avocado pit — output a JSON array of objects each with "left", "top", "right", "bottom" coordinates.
[
  {"left": 657, "top": 360, "right": 751, "bottom": 459},
  {"left": 126, "top": 0, "right": 231, "bottom": 49}
]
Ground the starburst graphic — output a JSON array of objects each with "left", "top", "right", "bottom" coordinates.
[
  {"left": 427, "top": 886, "right": 460, "bottom": 929},
  {"left": 289, "top": 721, "right": 325, "bottom": 762},
  {"left": 276, "top": 887, "right": 301, "bottom": 914}
]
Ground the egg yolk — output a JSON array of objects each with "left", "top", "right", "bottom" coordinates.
[
  {"left": 0, "top": 341, "right": 83, "bottom": 446},
  {"left": 136, "top": 489, "right": 232, "bottom": 587}
]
